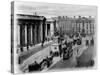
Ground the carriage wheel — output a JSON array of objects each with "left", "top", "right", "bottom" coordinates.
[{"left": 40, "top": 60, "right": 47, "bottom": 70}]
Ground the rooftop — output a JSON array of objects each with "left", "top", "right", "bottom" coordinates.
[{"left": 17, "top": 14, "right": 45, "bottom": 20}]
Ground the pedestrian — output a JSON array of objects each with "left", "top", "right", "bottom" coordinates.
[
  {"left": 86, "top": 40, "right": 89, "bottom": 46},
  {"left": 91, "top": 37, "right": 94, "bottom": 45},
  {"left": 77, "top": 49, "right": 79, "bottom": 55},
  {"left": 59, "top": 44, "right": 62, "bottom": 57},
  {"left": 41, "top": 39, "right": 44, "bottom": 47}
]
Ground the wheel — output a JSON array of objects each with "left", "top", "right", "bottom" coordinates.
[
  {"left": 47, "top": 58, "right": 53, "bottom": 67},
  {"left": 28, "top": 62, "right": 40, "bottom": 72},
  {"left": 40, "top": 60, "right": 47, "bottom": 70}
]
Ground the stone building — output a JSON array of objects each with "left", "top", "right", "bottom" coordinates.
[
  {"left": 16, "top": 14, "right": 56, "bottom": 54},
  {"left": 74, "top": 16, "right": 95, "bottom": 35},
  {"left": 46, "top": 18, "right": 55, "bottom": 40},
  {"left": 53, "top": 16, "right": 95, "bottom": 36},
  {"left": 16, "top": 14, "right": 47, "bottom": 53}
]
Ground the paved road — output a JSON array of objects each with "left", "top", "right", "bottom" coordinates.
[
  {"left": 76, "top": 45, "right": 95, "bottom": 67},
  {"left": 48, "top": 45, "right": 95, "bottom": 71}
]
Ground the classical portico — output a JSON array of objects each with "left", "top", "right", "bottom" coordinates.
[
  {"left": 46, "top": 18, "right": 55, "bottom": 41},
  {"left": 17, "top": 14, "right": 46, "bottom": 53}
]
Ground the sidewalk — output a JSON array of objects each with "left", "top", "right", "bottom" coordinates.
[
  {"left": 20, "top": 46, "right": 52, "bottom": 72},
  {"left": 19, "top": 41, "right": 53, "bottom": 64}
]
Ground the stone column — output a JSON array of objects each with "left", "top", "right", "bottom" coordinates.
[
  {"left": 38, "top": 22, "right": 41, "bottom": 43},
  {"left": 40, "top": 21, "right": 43, "bottom": 42},
  {"left": 27, "top": 24, "right": 29, "bottom": 50},
  {"left": 20, "top": 24, "right": 25, "bottom": 52},
  {"left": 37, "top": 23, "right": 39, "bottom": 43},
  {"left": 17, "top": 24, "right": 20, "bottom": 47},
  {"left": 45, "top": 23, "right": 47, "bottom": 39},
  {"left": 24, "top": 23, "right": 27, "bottom": 51},
  {"left": 30, "top": 23, "right": 33, "bottom": 45},
  {"left": 27, "top": 24, "right": 31, "bottom": 50},
  {"left": 86, "top": 22, "right": 88, "bottom": 35},
  {"left": 32, "top": 23, "right": 35, "bottom": 45},
  {"left": 17, "top": 24, "right": 20, "bottom": 53},
  {"left": 50, "top": 22, "right": 54, "bottom": 37},
  {"left": 34, "top": 23, "right": 37, "bottom": 44},
  {"left": 25, "top": 24, "right": 27, "bottom": 46}
]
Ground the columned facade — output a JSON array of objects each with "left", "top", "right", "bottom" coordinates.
[
  {"left": 32, "top": 23, "right": 35, "bottom": 45},
  {"left": 17, "top": 14, "right": 47, "bottom": 53},
  {"left": 46, "top": 19, "right": 55, "bottom": 41}
]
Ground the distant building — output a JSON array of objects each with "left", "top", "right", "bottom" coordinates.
[
  {"left": 53, "top": 16, "right": 95, "bottom": 36},
  {"left": 74, "top": 16, "right": 95, "bottom": 35}
]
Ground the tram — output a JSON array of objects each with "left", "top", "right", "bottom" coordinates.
[{"left": 51, "top": 36, "right": 62, "bottom": 57}]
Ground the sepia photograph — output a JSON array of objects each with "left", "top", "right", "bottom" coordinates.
[{"left": 11, "top": 1, "right": 97, "bottom": 73}]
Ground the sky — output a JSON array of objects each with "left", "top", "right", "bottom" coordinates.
[{"left": 15, "top": 1, "right": 97, "bottom": 18}]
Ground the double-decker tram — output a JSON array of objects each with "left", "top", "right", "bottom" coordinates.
[
  {"left": 50, "top": 36, "right": 63, "bottom": 57},
  {"left": 61, "top": 33, "right": 82, "bottom": 60}
]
